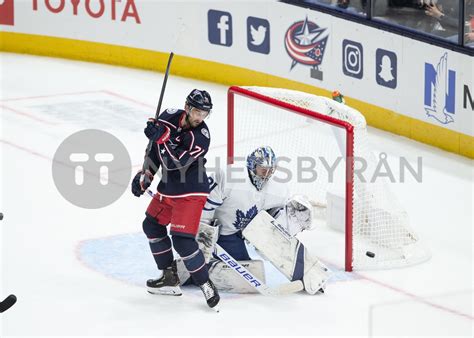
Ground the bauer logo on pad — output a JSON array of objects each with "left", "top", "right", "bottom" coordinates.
[{"left": 0, "top": 0, "right": 14, "bottom": 26}]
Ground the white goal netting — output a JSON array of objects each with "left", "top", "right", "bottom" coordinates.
[{"left": 229, "top": 86, "right": 430, "bottom": 270}]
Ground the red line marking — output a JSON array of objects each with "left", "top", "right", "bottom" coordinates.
[
  {"left": 0, "top": 104, "right": 58, "bottom": 125},
  {"left": 356, "top": 272, "right": 474, "bottom": 321},
  {"left": 1, "top": 139, "right": 128, "bottom": 190},
  {"left": 101, "top": 90, "right": 155, "bottom": 109},
  {"left": 0, "top": 139, "right": 53, "bottom": 161},
  {"left": 0, "top": 90, "right": 104, "bottom": 102}
]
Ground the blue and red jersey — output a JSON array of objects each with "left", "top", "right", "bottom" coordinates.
[{"left": 148, "top": 108, "right": 211, "bottom": 198}]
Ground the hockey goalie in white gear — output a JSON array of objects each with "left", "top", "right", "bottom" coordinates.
[{"left": 176, "top": 146, "right": 331, "bottom": 294}]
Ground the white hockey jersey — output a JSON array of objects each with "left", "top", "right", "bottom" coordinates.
[{"left": 201, "top": 165, "right": 290, "bottom": 236}]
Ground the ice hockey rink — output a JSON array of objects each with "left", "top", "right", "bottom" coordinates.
[{"left": 0, "top": 52, "right": 472, "bottom": 337}]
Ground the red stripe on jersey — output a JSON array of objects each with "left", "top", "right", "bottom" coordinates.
[
  {"left": 158, "top": 119, "right": 177, "bottom": 130},
  {"left": 192, "top": 149, "right": 205, "bottom": 158},
  {"left": 188, "top": 131, "right": 195, "bottom": 151},
  {"left": 157, "top": 192, "right": 210, "bottom": 198},
  {"left": 189, "top": 145, "right": 202, "bottom": 156}
]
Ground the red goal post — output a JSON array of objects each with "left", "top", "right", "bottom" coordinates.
[
  {"left": 228, "top": 85, "right": 355, "bottom": 271},
  {"left": 227, "top": 86, "right": 430, "bottom": 272}
]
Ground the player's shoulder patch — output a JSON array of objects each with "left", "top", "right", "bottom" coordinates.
[
  {"left": 166, "top": 108, "right": 179, "bottom": 114},
  {"left": 201, "top": 128, "right": 210, "bottom": 139}
]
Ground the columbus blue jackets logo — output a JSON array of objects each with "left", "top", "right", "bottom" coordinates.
[
  {"left": 285, "top": 17, "right": 328, "bottom": 81},
  {"left": 233, "top": 206, "right": 258, "bottom": 230},
  {"left": 166, "top": 108, "right": 179, "bottom": 114}
]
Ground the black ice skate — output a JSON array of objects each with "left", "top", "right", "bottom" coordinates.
[
  {"left": 147, "top": 261, "right": 182, "bottom": 296},
  {"left": 199, "top": 278, "right": 220, "bottom": 311}
]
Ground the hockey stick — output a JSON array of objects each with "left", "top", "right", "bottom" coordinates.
[
  {"left": 0, "top": 215, "right": 16, "bottom": 313},
  {"left": 214, "top": 243, "right": 304, "bottom": 296},
  {"left": 0, "top": 294, "right": 17, "bottom": 313},
  {"left": 142, "top": 52, "right": 174, "bottom": 173},
  {"left": 144, "top": 190, "right": 303, "bottom": 295}
]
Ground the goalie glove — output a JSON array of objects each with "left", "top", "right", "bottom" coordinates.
[{"left": 285, "top": 195, "right": 313, "bottom": 236}]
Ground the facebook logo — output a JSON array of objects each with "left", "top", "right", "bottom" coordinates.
[
  {"left": 376, "top": 49, "right": 397, "bottom": 89},
  {"left": 247, "top": 17, "right": 270, "bottom": 54},
  {"left": 208, "top": 10, "right": 232, "bottom": 47},
  {"left": 424, "top": 53, "right": 456, "bottom": 124}
]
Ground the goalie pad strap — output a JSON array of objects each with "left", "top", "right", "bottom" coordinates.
[{"left": 292, "top": 243, "right": 305, "bottom": 282}]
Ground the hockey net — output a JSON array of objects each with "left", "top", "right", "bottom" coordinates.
[{"left": 227, "top": 86, "right": 430, "bottom": 271}]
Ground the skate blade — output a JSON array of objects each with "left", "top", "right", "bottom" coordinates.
[
  {"left": 212, "top": 305, "right": 220, "bottom": 313},
  {"left": 147, "top": 286, "right": 182, "bottom": 296}
]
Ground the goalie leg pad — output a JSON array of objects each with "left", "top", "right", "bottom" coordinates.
[
  {"left": 208, "top": 259, "right": 266, "bottom": 293},
  {"left": 243, "top": 211, "right": 331, "bottom": 295},
  {"left": 176, "top": 258, "right": 266, "bottom": 293}
]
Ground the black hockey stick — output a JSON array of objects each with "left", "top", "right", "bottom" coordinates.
[
  {"left": 142, "top": 52, "right": 174, "bottom": 173},
  {"left": 0, "top": 294, "right": 17, "bottom": 313},
  {"left": 0, "top": 215, "right": 17, "bottom": 313}
]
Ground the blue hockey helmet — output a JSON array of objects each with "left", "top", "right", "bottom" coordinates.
[
  {"left": 186, "top": 89, "right": 213, "bottom": 112},
  {"left": 246, "top": 146, "right": 277, "bottom": 191}
]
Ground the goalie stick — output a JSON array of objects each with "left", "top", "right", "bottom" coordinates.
[
  {"left": 0, "top": 294, "right": 17, "bottom": 313},
  {"left": 145, "top": 190, "right": 304, "bottom": 296}
]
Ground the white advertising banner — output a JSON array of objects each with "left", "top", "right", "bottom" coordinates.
[{"left": 1, "top": 0, "right": 473, "bottom": 136}]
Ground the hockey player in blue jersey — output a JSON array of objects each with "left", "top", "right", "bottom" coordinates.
[{"left": 131, "top": 89, "right": 219, "bottom": 310}]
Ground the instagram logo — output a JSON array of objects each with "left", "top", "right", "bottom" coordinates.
[
  {"left": 0, "top": 0, "right": 14, "bottom": 26},
  {"left": 342, "top": 39, "right": 363, "bottom": 79},
  {"left": 52, "top": 129, "right": 131, "bottom": 209}
]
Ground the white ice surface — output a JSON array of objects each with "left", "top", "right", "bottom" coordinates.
[{"left": 0, "top": 52, "right": 472, "bottom": 337}]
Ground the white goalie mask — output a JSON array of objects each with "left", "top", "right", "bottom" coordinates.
[{"left": 246, "top": 146, "right": 277, "bottom": 191}]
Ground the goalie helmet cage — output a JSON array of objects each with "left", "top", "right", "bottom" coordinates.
[{"left": 227, "top": 86, "right": 430, "bottom": 272}]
